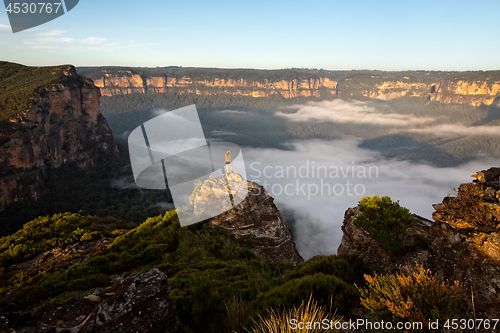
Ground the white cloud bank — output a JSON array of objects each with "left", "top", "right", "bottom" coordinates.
[{"left": 276, "top": 100, "right": 435, "bottom": 127}]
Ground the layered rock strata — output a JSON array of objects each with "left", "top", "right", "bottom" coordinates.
[
  {"left": 0, "top": 65, "right": 117, "bottom": 210},
  {"left": 191, "top": 173, "right": 303, "bottom": 265}
]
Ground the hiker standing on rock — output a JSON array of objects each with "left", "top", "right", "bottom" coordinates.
[{"left": 225, "top": 150, "right": 233, "bottom": 174}]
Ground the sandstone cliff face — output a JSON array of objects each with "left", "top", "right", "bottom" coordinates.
[
  {"left": 191, "top": 173, "right": 303, "bottom": 265},
  {"left": 430, "top": 78, "right": 500, "bottom": 106},
  {"left": 363, "top": 80, "right": 431, "bottom": 99},
  {"left": 0, "top": 66, "right": 117, "bottom": 210},
  {"left": 92, "top": 70, "right": 338, "bottom": 100},
  {"left": 338, "top": 167, "right": 500, "bottom": 317},
  {"left": 87, "top": 68, "right": 500, "bottom": 107}
]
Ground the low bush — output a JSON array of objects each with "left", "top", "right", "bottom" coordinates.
[
  {"left": 356, "top": 264, "right": 465, "bottom": 330},
  {"left": 289, "top": 254, "right": 367, "bottom": 285},
  {"left": 254, "top": 273, "right": 359, "bottom": 317},
  {"left": 353, "top": 195, "right": 413, "bottom": 254}
]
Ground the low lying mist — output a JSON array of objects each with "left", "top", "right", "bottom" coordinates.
[{"left": 242, "top": 139, "right": 500, "bottom": 259}]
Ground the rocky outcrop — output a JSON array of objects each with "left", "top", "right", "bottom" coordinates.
[
  {"left": 192, "top": 173, "right": 303, "bottom": 265},
  {"left": 1, "top": 269, "right": 182, "bottom": 333},
  {"left": 338, "top": 167, "right": 500, "bottom": 317},
  {"left": 0, "top": 65, "right": 118, "bottom": 210},
  {"left": 337, "top": 207, "right": 433, "bottom": 273},
  {"left": 79, "top": 269, "right": 182, "bottom": 333}
]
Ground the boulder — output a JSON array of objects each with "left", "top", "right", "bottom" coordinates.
[{"left": 4, "top": 269, "right": 182, "bottom": 333}]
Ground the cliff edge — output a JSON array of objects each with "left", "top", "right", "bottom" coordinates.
[
  {"left": 0, "top": 62, "right": 118, "bottom": 210},
  {"left": 191, "top": 173, "right": 304, "bottom": 265}
]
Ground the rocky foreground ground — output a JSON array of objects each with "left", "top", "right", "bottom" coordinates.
[{"left": 338, "top": 167, "right": 500, "bottom": 318}]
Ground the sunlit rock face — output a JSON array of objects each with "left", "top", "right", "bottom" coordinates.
[
  {"left": 338, "top": 167, "right": 500, "bottom": 317},
  {"left": 430, "top": 79, "right": 500, "bottom": 106},
  {"left": 93, "top": 71, "right": 338, "bottom": 99},
  {"left": 88, "top": 67, "right": 500, "bottom": 106},
  {"left": 191, "top": 173, "right": 303, "bottom": 266}
]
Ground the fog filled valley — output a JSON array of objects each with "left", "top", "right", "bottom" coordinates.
[
  {"left": 100, "top": 96, "right": 500, "bottom": 259},
  {"left": 2, "top": 62, "right": 500, "bottom": 332}
]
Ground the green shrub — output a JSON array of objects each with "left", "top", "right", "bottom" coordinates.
[
  {"left": 87, "top": 255, "right": 110, "bottom": 270},
  {"left": 353, "top": 195, "right": 413, "bottom": 254},
  {"left": 79, "top": 233, "right": 93, "bottom": 241},
  {"left": 5, "top": 285, "right": 48, "bottom": 307},
  {"left": 290, "top": 254, "right": 367, "bottom": 285},
  {"left": 254, "top": 273, "right": 359, "bottom": 316},
  {"left": 66, "top": 273, "right": 110, "bottom": 291},
  {"left": 191, "top": 276, "right": 224, "bottom": 329},
  {"left": 38, "top": 272, "right": 66, "bottom": 294},
  {"left": 356, "top": 264, "right": 465, "bottom": 330},
  {"left": 143, "top": 243, "right": 170, "bottom": 262},
  {"left": 64, "top": 264, "right": 97, "bottom": 280},
  {"left": 0, "top": 211, "right": 134, "bottom": 268},
  {"left": 81, "top": 231, "right": 102, "bottom": 241}
]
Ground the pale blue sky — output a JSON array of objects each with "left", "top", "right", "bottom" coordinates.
[{"left": 1, "top": 0, "right": 499, "bottom": 70}]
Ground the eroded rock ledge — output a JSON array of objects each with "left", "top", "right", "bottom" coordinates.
[{"left": 192, "top": 173, "right": 303, "bottom": 266}]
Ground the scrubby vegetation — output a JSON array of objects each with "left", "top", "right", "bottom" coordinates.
[
  {"left": 0, "top": 143, "right": 173, "bottom": 236},
  {"left": 357, "top": 264, "right": 466, "bottom": 332},
  {"left": 353, "top": 195, "right": 413, "bottom": 254},
  {"left": 0, "top": 211, "right": 133, "bottom": 268},
  {"left": 0, "top": 211, "right": 369, "bottom": 333}
]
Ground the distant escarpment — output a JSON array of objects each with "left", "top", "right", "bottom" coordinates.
[
  {"left": 191, "top": 173, "right": 303, "bottom": 265},
  {"left": 0, "top": 62, "right": 117, "bottom": 210},
  {"left": 338, "top": 167, "right": 500, "bottom": 317},
  {"left": 84, "top": 69, "right": 338, "bottom": 99},
  {"left": 429, "top": 72, "right": 500, "bottom": 106},
  {"left": 78, "top": 67, "right": 500, "bottom": 106}
]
